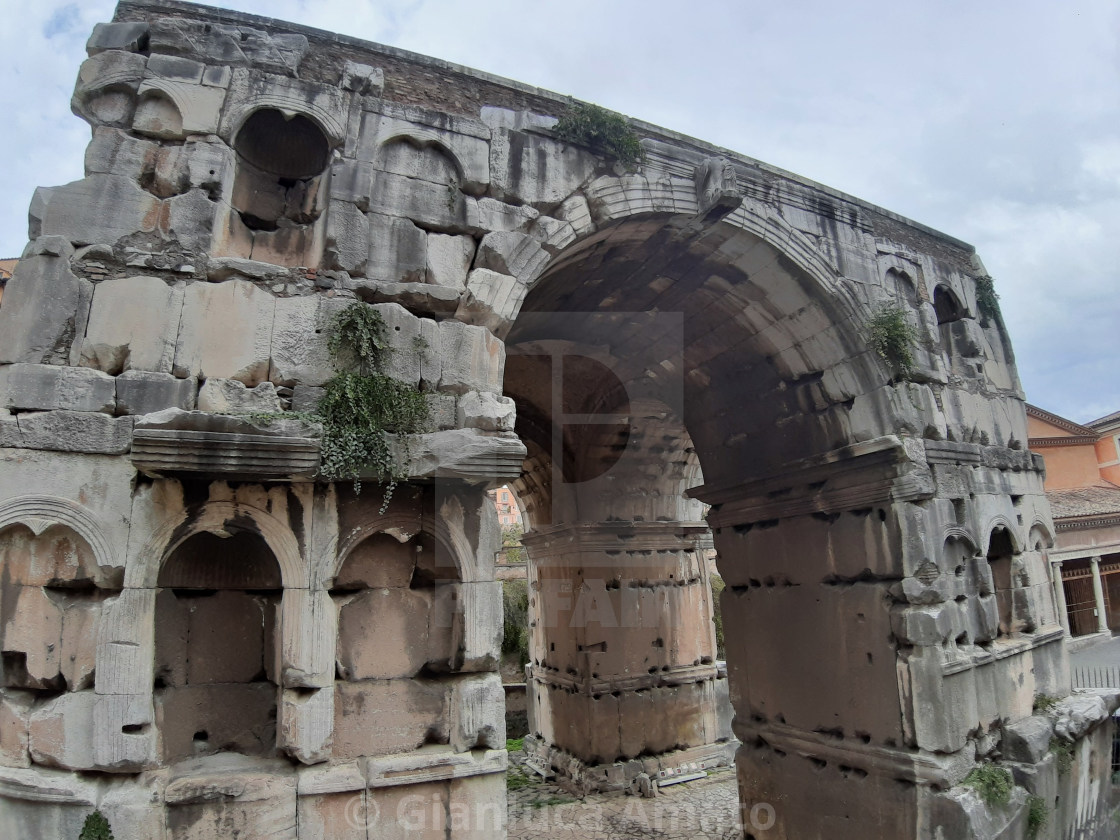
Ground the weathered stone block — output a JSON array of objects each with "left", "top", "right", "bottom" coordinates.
[
  {"left": 399, "top": 429, "right": 525, "bottom": 482},
  {"left": 456, "top": 390, "right": 515, "bottom": 431},
  {"left": 1, "top": 364, "right": 115, "bottom": 414},
  {"left": 325, "top": 200, "right": 369, "bottom": 274},
  {"left": 296, "top": 791, "right": 366, "bottom": 840},
  {"left": 367, "top": 213, "right": 427, "bottom": 283},
  {"left": 490, "top": 129, "right": 598, "bottom": 210},
  {"left": 1002, "top": 714, "right": 1053, "bottom": 764},
  {"left": 448, "top": 772, "right": 507, "bottom": 838},
  {"left": 291, "top": 384, "right": 324, "bottom": 413},
  {"left": 450, "top": 674, "right": 505, "bottom": 753},
  {"left": 146, "top": 54, "right": 205, "bottom": 84},
  {"left": 426, "top": 233, "right": 474, "bottom": 289},
  {"left": 332, "top": 679, "right": 448, "bottom": 760},
  {"left": 369, "top": 780, "right": 449, "bottom": 840},
  {"left": 437, "top": 320, "right": 504, "bottom": 394},
  {"left": 150, "top": 17, "right": 308, "bottom": 76},
  {"left": 71, "top": 51, "right": 146, "bottom": 127},
  {"left": 115, "top": 370, "right": 196, "bottom": 415},
  {"left": 456, "top": 268, "right": 527, "bottom": 333},
  {"left": 163, "top": 754, "right": 298, "bottom": 839},
  {"left": 42, "top": 174, "right": 160, "bottom": 247},
  {"left": 471, "top": 196, "right": 538, "bottom": 233},
  {"left": 156, "top": 683, "right": 277, "bottom": 763},
  {"left": 81, "top": 275, "right": 184, "bottom": 375},
  {"left": 84, "top": 126, "right": 158, "bottom": 178},
  {"left": 368, "top": 172, "right": 475, "bottom": 234},
  {"left": 336, "top": 588, "right": 432, "bottom": 680},
  {"left": 278, "top": 686, "right": 333, "bottom": 765},
  {"left": 28, "top": 690, "right": 97, "bottom": 770},
  {"left": 280, "top": 589, "right": 335, "bottom": 688},
  {"left": 173, "top": 279, "right": 275, "bottom": 385},
  {"left": 0, "top": 690, "right": 34, "bottom": 767},
  {"left": 0, "top": 242, "right": 89, "bottom": 366},
  {"left": 198, "top": 378, "right": 282, "bottom": 413},
  {"left": 473, "top": 231, "right": 549, "bottom": 280},
  {"left": 10, "top": 411, "right": 133, "bottom": 455},
  {"left": 86, "top": 21, "right": 150, "bottom": 55},
  {"left": 341, "top": 61, "right": 383, "bottom": 95},
  {"left": 93, "top": 693, "right": 158, "bottom": 771}
]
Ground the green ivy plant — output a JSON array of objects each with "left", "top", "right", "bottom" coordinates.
[
  {"left": 316, "top": 303, "right": 430, "bottom": 511},
  {"left": 866, "top": 303, "right": 919, "bottom": 380},
  {"left": 553, "top": 102, "right": 646, "bottom": 168},
  {"left": 79, "top": 811, "right": 114, "bottom": 840},
  {"left": 962, "top": 762, "right": 1013, "bottom": 808},
  {"left": 974, "top": 275, "right": 1001, "bottom": 326},
  {"left": 1026, "top": 794, "right": 1048, "bottom": 839}
]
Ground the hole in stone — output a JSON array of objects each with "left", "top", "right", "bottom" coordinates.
[
  {"left": 122, "top": 723, "right": 148, "bottom": 734},
  {"left": 193, "top": 731, "right": 209, "bottom": 742}
]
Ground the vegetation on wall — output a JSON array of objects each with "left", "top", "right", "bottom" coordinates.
[
  {"left": 962, "top": 763, "right": 1013, "bottom": 808},
  {"left": 710, "top": 573, "right": 726, "bottom": 659},
  {"left": 1050, "top": 736, "right": 1075, "bottom": 776},
  {"left": 79, "top": 811, "right": 114, "bottom": 840},
  {"left": 553, "top": 102, "right": 646, "bottom": 168},
  {"left": 866, "top": 303, "right": 919, "bottom": 380},
  {"left": 502, "top": 578, "right": 530, "bottom": 667},
  {"left": 312, "top": 303, "right": 430, "bottom": 509},
  {"left": 501, "top": 524, "right": 526, "bottom": 563},
  {"left": 1026, "top": 794, "right": 1048, "bottom": 839},
  {"left": 974, "top": 275, "right": 1001, "bottom": 327}
]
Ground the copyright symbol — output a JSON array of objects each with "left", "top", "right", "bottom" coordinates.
[{"left": 344, "top": 792, "right": 379, "bottom": 829}]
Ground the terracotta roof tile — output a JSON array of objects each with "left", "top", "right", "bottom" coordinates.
[{"left": 1047, "top": 485, "right": 1120, "bottom": 519}]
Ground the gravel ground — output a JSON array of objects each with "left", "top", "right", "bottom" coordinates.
[{"left": 506, "top": 758, "right": 741, "bottom": 840}]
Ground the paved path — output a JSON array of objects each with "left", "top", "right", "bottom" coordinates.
[
  {"left": 1069, "top": 634, "right": 1120, "bottom": 669},
  {"left": 506, "top": 761, "right": 741, "bottom": 840}
]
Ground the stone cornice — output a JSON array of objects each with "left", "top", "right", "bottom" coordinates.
[
  {"left": 689, "top": 436, "right": 934, "bottom": 528},
  {"left": 1025, "top": 404, "right": 1099, "bottom": 438},
  {"left": 521, "top": 521, "right": 710, "bottom": 556},
  {"left": 528, "top": 662, "right": 719, "bottom": 695},
  {"left": 736, "top": 719, "right": 974, "bottom": 788}
]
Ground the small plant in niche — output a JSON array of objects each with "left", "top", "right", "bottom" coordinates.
[
  {"left": 1050, "top": 736, "right": 1075, "bottom": 776},
  {"left": 552, "top": 102, "right": 646, "bottom": 168},
  {"left": 79, "top": 811, "right": 114, "bottom": 840},
  {"left": 315, "top": 302, "right": 430, "bottom": 511},
  {"left": 962, "top": 762, "right": 1013, "bottom": 808},
  {"left": 866, "top": 303, "right": 919, "bottom": 380},
  {"left": 1032, "top": 693, "right": 1060, "bottom": 714}
]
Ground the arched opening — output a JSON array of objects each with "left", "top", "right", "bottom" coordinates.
[
  {"left": 505, "top": 214, "right": 886, "bottom": 794},
  {"left": 153, "top": 529, "right": 282, "bottom": 762},
  {"left": 329, "top": 528, "right": 464, "bottom": 760},
  {"left": 0, "top": 524, "right": 115, "bottom": 693},
  {"left": 216, "top": 108, "right": 332, "bottom": 266},
  {"left": 986, "top": 526, "right": 1018, "bottom": 637},
  {"left": 933, "top": 285, "right": 964, "bottom": 325}
]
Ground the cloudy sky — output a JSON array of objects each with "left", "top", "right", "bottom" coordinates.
[{"left": 0, "top": 0, "right": 1116, "bottom": 423}]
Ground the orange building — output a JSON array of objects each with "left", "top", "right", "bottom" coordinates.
[
  {"left": 0, "top": 259, "right": 16, "bottom": 307},
  {"left": 1028, "top": 405, "right": 1120, "bottom": 639},
  {"left": 487, "top": 485, "right": 522, "bottom": 529}
]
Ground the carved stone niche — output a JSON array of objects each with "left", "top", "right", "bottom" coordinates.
[
  {"left": 214, "top": 108, "right": 333, "bottom": 267},
  {"left": 694, "top": 155, "right": 742, "bottom": 218}
]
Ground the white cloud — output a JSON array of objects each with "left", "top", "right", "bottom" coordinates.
[{"left": 0, "top": 0, "right": 1117, "bottom": 420}]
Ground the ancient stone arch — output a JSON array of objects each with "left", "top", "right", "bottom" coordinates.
[{"left": 0, "top": 2, "right": 1115, "bottom": 838}]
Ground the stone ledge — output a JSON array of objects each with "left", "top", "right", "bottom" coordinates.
[
  {"left": 296, "top": 748, "right": 506, "bottom": 795},
  {"left": 735, "top": 719, "right": 974, "bottom": 788}
]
